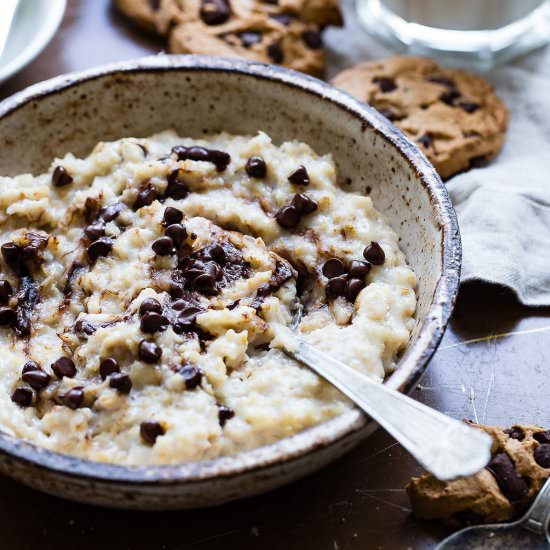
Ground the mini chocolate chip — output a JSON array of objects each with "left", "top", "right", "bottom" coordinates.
[
  {"left": 218, "top": 404, "right": 235, "bottom": 426},
  {"left": 270, "top": 13, "right": 291, "bottom": 25},
  {"left": 504, "top": 426, "right": 525, "bottom": 441},
  {"left": 152, "top": 236, "right": 175, "bottom": 256},
  {"left": 12, "top": 387, "right": 33, "bottom": 407},
  {"left": 245, "top": 156, "right": 267, "bottom": 178},
  {"left": 163, "top": 207, "right": 184, "bottom": 226},
  {"left": 193, "top": 273, "right": 217, "bottom": 295},
  {"left": 173, "top": 306, "right": 203, "bottom": 333},
  {"left": 109, "top": 373, "right": 132, "bottom": 394},
  {"left": 63, "top": 387, "right": 84, "bottom": 410},
  {"left": 171, "top": 145, "right": 188, "bottom": 159},
  {"left": 345, "top": 278, "right": 365, "bottom": 301},
  {"left": 52, "top": 166, "right": 73, "bottom": 187},
  {"left": 75, "top": 319, "right": 96, "bottom": 335},
  {"left": 52, "top": 357, "right": 76, "bottom": 379},
  {"left": 441, "top": 88, "right": 461, "bottom": 105},
  {"left": 22, "top": 361, "right": 40, "bottom": 373},
  {"left": 291, "top": 193, "right": 318, "bottom": 215},
  {"left": 200, "top": 0, "right": 231, "bottom": 25},
  {"left": 22, "top": 368, "right": 51, "bottom": 391},
  {"left": 534, "top": 431, "right": 550, "bottom": 445},
  {"left": 267, "top": 41, "right": 284, "bottom": 63},
  {"left": 427, "top": 75, "right": 455, "bottom": 88},
  {"left": 1, "top": 242, "right": 21, "bottom": 265},
  {"left": 138, "top": 340, "right": 162, "bottom": 363},
  {"left": 0, "top": 280, "right": 13, "bottom": 303},
  {"left": 458, "top": 101, "right": 479, "bottom": 113},
  {"left": 238, "top": 31, "right": 262, "bottom": 48},
  {"left": 99, "top": 357, "right": 120, "bottom": 380},
  {"left": 139, "top": 298, "right": 162, "bottom": 316},
  {"left": 302, "top": 29, "right": 322, "bottom": 49},
  {"left": 208, "top": 150, "right": 232, "bottom": 172},
  {"left": 363, "top": 241, "right": 385, "bottom": 265},
  {"left": 100, "top": 202, "right": 124, "bottom": 222},
  {"left": 486, "top": 452, "right": 529, "bottom": 501},
  {"left": 84, "top": 223, "right": 105, "bottom": 242},
  {"left": 20, "top": 244, "right": 40, "bottom": 263},
  {"left": 534, "top": 445, "right": 550, "bottom": 468},
  {"left": 0, "top": 306, "right": 16, "bottom": 326},
  {"left": 288, "top": 165, "right": 310, "bottom": 186},
  {"left": 326, "top": 275, "right": 347, "bottom": 299},
  {"left": 165, "top": 170, "right": 189, "bottom": 200},
  {"left": 87, "top": 238, "right": 112, "bottom": 262},
  {"left": 171, "top": 299, "right": 189, "bottom": 311},
  {"left": 134, "top": 185, "right": 158, "bottom": 210},
  {"left": 178, "top": 364, "right": 203, "bottom": 390},
  {"left": 373, "top": 77, "right": 397, "bottom": 93},
  {"left": 417, "top": 134, "right": 432, "bottom": 148},
  {"left": 201, "top": 244, "right": 226, "bottom": 265},
  {"left": 140, "top": 311, "right": 169, "bottom": 333},
  {"left": 348, "top": 260, "right": 371, "bottom": 278},
  {"left": 165, "top": 224, "right": 187, "bottom": 248},
  {"left": 275, "top": 205, "right": 300, "bottom": 229},
  {"left": 140, "top": 421, "right": 165, "bottom": 445},
  {"left": 322, "top": 258, "right": 346, "bottom": 279}
]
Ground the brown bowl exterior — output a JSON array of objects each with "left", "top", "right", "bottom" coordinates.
[{"left": 0, "top": 55, "right": 460, "bottom": 509}]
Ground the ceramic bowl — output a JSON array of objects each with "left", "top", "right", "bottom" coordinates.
[{"left": 0, "top": 55, "right": 461, "bottom": 509}]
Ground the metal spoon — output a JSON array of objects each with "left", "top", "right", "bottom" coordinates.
[
  {"left": 436, "top": 476, "right": 550, "bottom": 549},
  {"left": 274, "top": 325, "right": 492, "bottom": 481}
]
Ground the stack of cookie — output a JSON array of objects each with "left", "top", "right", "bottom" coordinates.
[{"left": 115, "top": 0, "right": 343, "bottom": 77}]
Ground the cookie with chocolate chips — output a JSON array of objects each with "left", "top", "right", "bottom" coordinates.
[
  {"left": 331, "top": 56, "right": 508, "bottom": 180},
  {"left": 407, "top": 421, "right": 550, "bottom": 525}
]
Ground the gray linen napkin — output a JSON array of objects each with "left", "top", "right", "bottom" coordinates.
[{"left": 325, "top": 1, "right": 550, "bottom": 306}]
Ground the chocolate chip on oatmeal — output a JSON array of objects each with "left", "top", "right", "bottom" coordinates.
[
  {"left": 52, "top": 357, "right": 77, "bottom": 379},
  {"left": 140, "top": 421, "right": 165, "bottom": 445},
  {"left": 198, "top": 244, "right": 226, "bottom": 265},
  {"left": 152, "top": 236, "right": 175, "bottom": 256},
  {"left": 11, "top": 387, "right": 33, "bottom": 407},
  {"left": 0, "top": 280, "right": 13, "bottom": 303},
  {"left": 534, "top": 431, "right": 550, "bottom": 445},
  {"left": 109, "top": 373, "right": 133, "bottom": 394},
  {"left": 303, "top": 29, "right": 322, "bottom": 49},
  {"left": 1, "top": 242, "right": 21, "bottom": 265},
  {"left": 84, "top": 223, "right": 105, "bottom": 242},
  {"left": 165, "top": 224, "right": 187, "bottom": 248},
  {"left": 62, "top": 387, "right": 84, "bottom": 410},
  {"left": 345, "top": 278, "right": 365, "bottom": 301},
  {"left": 218, "top": 404, "right": 235, "bottom": 426},
  {"left": 52, "top": 166, "right": 73, "bottom": 187},
  {"left": 239, "top": 31, "right": 262, "bottom": 48},
  {"left": 267, "top": 41, "right": 284, "bottom": 64},
  {"left": 75, "top": 319, "right": 96, "bottom": 335},
  {"left": 486, "top": 452, "right": 529, "bottom": 501},
  {"left": 291, "top": 193, "right": 318, "bottom": 215},
  {"left": 322, "top": 258, "right": 346, "bottom": 279},
  {"left": 140, "top": 311, "right": 169, "bottom": 333},
  {"left": 193, "top": 273, "right": 217, "bottom": 295},
  {"left": 139, "top": 298, "right": 162, "bottom": 316},
  {"left": 163, "top": 207, "right": 184, "bottom": 227},
  {"left": 275, "top": 205, "right": 300, "bottom": 229},
  {"left": 22, "top": 367, "right": 51, "bottom": 391},
  {"left": 245, "top": 156, "right": 267, "bottom": 179},
  {"left": 138, "top": 340, "right": 162, "bottom": 363},
  {"left": 178, "top": 364, "right": 203, "bottom": 390},
  {"left": 458, "top": 101, "right": 480, "bottom": 113},
  {"left": 417, "top": 134, "right": 433, "bottom": 148},
  {"left": 173, "top": 145, "right": 231, "bottom": 172},
  {"left": 22, "top": 360, "right": 40, "bottom": 373},
  {"left": 165, "top": 170, "right": 190, "bottom": 200},
  {"left": 0, "top": 306, "right": 16, "bottom": 326},
  {"left": 99, "top": 357, "right": 120, "bottom": 380},
  {"left": 172, "top": 306, "right": 203, "bottom": 334},
  {"left": 209, "top": 149, "right": 232, "bottom": 172},
  {"left": 504, "top": 426, "right": 525, "bottom": 441},
  {"left": 373, "top": 77, "right": 397, "bottom": 93},
  {"left": 100, "top": 202, "right": 124, "bottom": 222},
  {"left": 348, "top": 260, "right": 371, "bottom": 279},
  {"left": 326, "top": 275, "right": 347, "bottom": 299},
  {"left": 87, "top": 237, "right": 113, "bottom": 263},
  {"left": 288, "top": 165, "right": 310, "bottom": 186},
  {"left": 134, "top": 184, "right": 158, "bottom": 210},
  {"left": 14, "top": 274, "right": 39, "bottom": 337},
  {"left": 534, "top": 445, "right": 550, "bottom": 468},
  {"left": 199, "top": 0, "right": 231, "bottom": 25},
  {"left": 441, "top": 88, "right": 462, "bottom": 105},
  {"left": 363, "top": 241, "right": 385, "bottom": 265}
]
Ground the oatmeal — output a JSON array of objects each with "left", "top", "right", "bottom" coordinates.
[{"left": 0, "top": 131, "right": 416, "bottom": 465}]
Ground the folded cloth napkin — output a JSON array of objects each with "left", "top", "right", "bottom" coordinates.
[{"left": 325, "top": 0, "right": 550, "bottom": 306}]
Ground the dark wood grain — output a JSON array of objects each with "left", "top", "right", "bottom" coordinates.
[{"left": 1, "top": 2, "right": 549, "bottom": 548}]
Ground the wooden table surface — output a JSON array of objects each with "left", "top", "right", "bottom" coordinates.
[{"left": 1, "top": 2, "right": 549, "bottom": 549}]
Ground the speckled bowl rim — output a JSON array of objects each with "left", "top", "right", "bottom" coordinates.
[{"left": 0, "top": 55, "right": 461, "bottom": 486}]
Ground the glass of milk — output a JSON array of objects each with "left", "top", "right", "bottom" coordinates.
[{"left": 357, "top": 0, "right": 550, "bottom": 69}]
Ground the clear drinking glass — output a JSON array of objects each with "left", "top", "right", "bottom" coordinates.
[{"left": 357, "top": 0, "right": 550, "bottom": 70}]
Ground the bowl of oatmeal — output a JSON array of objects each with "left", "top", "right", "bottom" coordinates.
[{"left": 0, "top": 55, "right": 460, "bottom": 508}]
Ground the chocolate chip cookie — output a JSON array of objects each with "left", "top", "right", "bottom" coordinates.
[
  {"left": 331, "top": 57, "right": 508, "bottom": 180},
  {"left": 114, "top": 0, "right": 342, "bottom": 77},
  {"left": 407, "top": 422, "right": 550, "bottom": 525}
]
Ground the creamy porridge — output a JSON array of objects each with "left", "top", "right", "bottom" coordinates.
[{"left": 0, "top": 131, "right": 416, "bottom": 465}]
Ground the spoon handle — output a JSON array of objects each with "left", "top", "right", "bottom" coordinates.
[
  {"left": 287, "top": 338, "right": 492, "bottom": 481},
  {"left": 520, "top": 477, "right": 550, "bottom": 539}
]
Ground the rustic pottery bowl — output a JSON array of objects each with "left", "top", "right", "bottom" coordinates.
[{"left": 0, "top": 55, "right": 460, "bottom": 509}]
